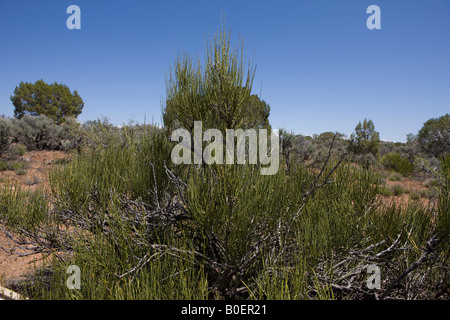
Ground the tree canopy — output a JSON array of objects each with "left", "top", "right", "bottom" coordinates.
[
  {"left": 417, "top": 113, "right": 450, "bottom": 157},
  {"left": 348, "top": 119, "right": 380, "bottom": 157},
  {"left": 11, "top": 79, "right": 84, "bottom": 124}
]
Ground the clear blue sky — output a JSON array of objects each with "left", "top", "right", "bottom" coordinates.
[{"left": 1, "top": 0, "right": 449, "bottom": 142}]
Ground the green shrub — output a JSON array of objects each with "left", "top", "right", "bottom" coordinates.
[
  {"left": 9, "top": 143, "right": 27, "bottom": 156},
  {"left": 424, "top": 178, "right": 439, "bottom": 188},
  {"left": 0, "top": 117, "right": 12, "bottom": 153},
  {"left": 11, "top": 115, "right": 62, "bottom": 150},
  {"left": 9, "top": 161, "right": 27, "bottom": 171},
  {"left": 15, "top": 169, "right": 27, "bottom": 176},
  {"left": 0, "top": 160, "right": 7, "bottom": 171},
  {"left": 410, "top": 192, "right": 420, "bottom": 200},
  {"left": 380, "top": 152, "right": 414, "bottom": 176},
  {"left": 388, "top": 173, "right": 402, "bottom": 181},
  {"left": 378, "top": 186, "right": 394, "bottom": 196},
  {"left": 391, "top": 185, "right": 406, "bottom": 196}
]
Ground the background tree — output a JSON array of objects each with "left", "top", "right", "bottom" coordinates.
[
  {"left": 11, "top": 79, "right": 84, "bottom": 124},
  {"left": 162, "top": 27, "right": 270, "bottom": 134},
  {"left": 417, "top": 113, "right": 450, "bottom": 157},
  {"left": 348, "top": 119, "right": 380, "bottom": 157}
]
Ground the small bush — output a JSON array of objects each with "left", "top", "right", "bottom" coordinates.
[
  {"left": 423, "top": 178, "right": 439, "bottom": 188},
  {"left": 410, "top": 192, "right": 420, "bottom": 200},
  {"left": 391, "top": 185, "right": 406, "bottom": 196},
  {"left": 0, "top": 117, "right": 12, "bottom": 153},
  {"left": 380, "top": 152, "right": 414, "bottom": 176},
  {"left": 378, "top": 186, "right": 393, "bottom": 196},
  {"left": 0, "top": 160, "right": 8, "bottom": 171},
  {"left": 15, "top": 169, "right": 27, "bottom": 176},
  {"left": 9, "top": 143, "right": 27, "bottom": 157},
  {"left": 388, "top": 173, "right": 402, "bottom": 181},
  {"left": 25, "top": 176, "right": 42, "bottom": 186},
  {"left": 9, "top": 161, "right": 27, "bottom": 171}
]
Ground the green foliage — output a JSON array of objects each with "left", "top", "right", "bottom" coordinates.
[
  {"left": 11, "top": 79, "right": 84, "bottom": 124},
  {"left": 417, "top": 114, "right": 450, "bottom": 157},
  {"left": 0, "top": 160, "right": 7, "bottom": 171},
  {"left": 163, "top": 26, "right": 270, "bottom": 134},
  {"left": 0, "top": 182, "right": 48, "bottom": 230},
  {"left": 380, "top": 152, "right": 414, "bottom": 176},
  {"left": 50, "top": 122, "right": 172, "bottom": 209},
  {"left": 349, "top": 119, "right": 380, "bottom": 157},
  {"left": 0, "top": 117, "right": 12, "bottom": 154},
  {"left": 8, "top": 143, "right": 27, "bottom": 156},
  {"left": 436, "top": 154, "right": 450, "bottom": 238},
  {"left": 378, "top": 186, "right": 394, "bottom": 197},
  {"left": 0, "top": 160, "right": 28, "bottom": 173},
  {"left": 391, "top": 184, "right": 406, "bottom": 196}
]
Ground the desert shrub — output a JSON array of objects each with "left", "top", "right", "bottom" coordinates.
[
  {"left": 79, "top": 117, "right": 121, "bottom": 152},
  {"left": 8, "top": 114, "right": 83, "bottom": 151},
  {"left": 0, "top": 117, "right": 12, "bottom": 154},
  {"left": 388, "top": 173, "right": 402, "bottom": 181},
  {"left": 162, "top": 26, "right": 270, "bottom": 135},
  {"left": 8, "top": 143, "right": 27, "bottom": 157},
  {"left": 15, "top": 169, "right": 27, "bottom": 176},
  {"left": 58, "top": 116, "right": 83, "bottom": 151},
  {"left": 391, "top": 184, "right": 406, "bottom": 196},
  {"left": 410, "top": 192, "right": 420, "bottom": 200},
  {"left": 0, "top": 160, "right": 7, "bottom": 171},
  {"left": 0, "top": 182, "right": 49, "bottom": 229},
  {"left": 50, "top": 122, "right": 173, "bottom": 210},
  {"left": 380, "top": 152, "right": 414, "bottom": 176},
  {"left": 11, "top": 115, "right": 63, "bottom": 150},
  {"left": 25, "top": 176, "right": 42, "bottom": 186},
  {"left": 279, "top": 130, "right": 317, "bottom": 167},
  {"left": 423, "top": 178, "right": 439, "bottom": 188},
  {"left": 9, "top": 161, "right": 27, "bottom": 171},
  {"left": 378, "top": 186, "right": 394, "bottom": 197},
  {"left": 350, "top": 152, "right": 377, "bottom": 169}
]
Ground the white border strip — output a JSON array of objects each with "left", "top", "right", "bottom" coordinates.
[{"left": 0, "top": 285, "right": 27, "bottom": 300}]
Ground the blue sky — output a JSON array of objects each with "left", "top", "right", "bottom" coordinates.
[{"left": 1, "top": 0, "right": 449, "bottom": 142}]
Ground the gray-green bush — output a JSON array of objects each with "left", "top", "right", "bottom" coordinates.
[{"left": 0, "top": 117, "right": 12, "bottom": 154}]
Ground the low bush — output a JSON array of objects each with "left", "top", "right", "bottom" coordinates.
[
  {"left": 0, "top": 160, "right": 8, "bottom": 171},
  {"left": 410, "top": 192, "right": 420, "bottom": 200},
  {"left": 0, "top": 117, "right": 12, "bottom": 154},
  {"left": 381, "top": 152, "right": 414, "bottom": 176},
  {"left": 8, "top": 143, "right": 27, "bottom": 157},
  {"left": 378, "top": 186, "right": 394, "bottom": 197},
  {"left": 10, "top": 115, "right": 83, "bottom": 151},
  {"left": 388, "top": 173, "right": 402, "bottom": 181},
  {"left": 391, "top": 184, "right": 406, "bottom": 196}
]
